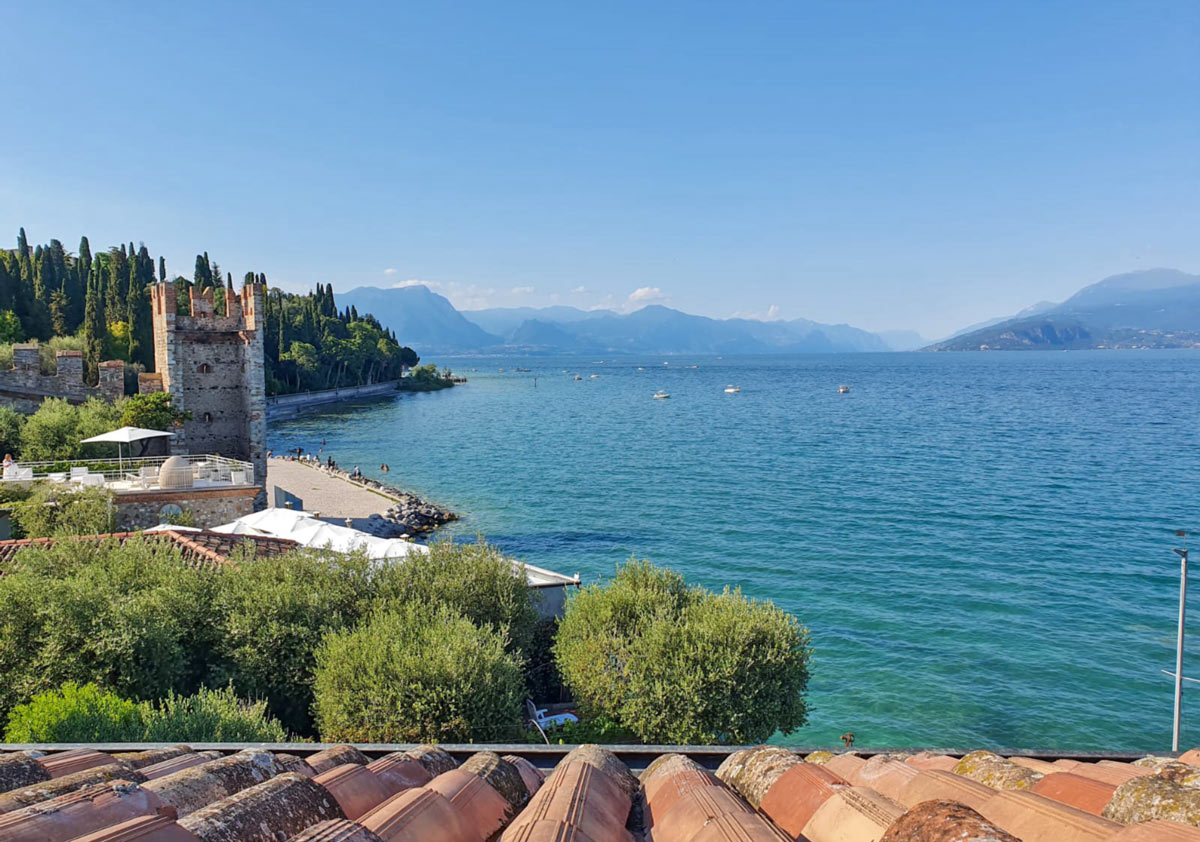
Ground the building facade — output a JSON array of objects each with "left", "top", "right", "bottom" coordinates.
[{"left": 141, "top": 282, "right": 267, "bottom": 488}]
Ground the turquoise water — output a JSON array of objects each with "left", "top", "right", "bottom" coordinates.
[{"left": 269, "top": 352, "right": 1200, "bottom": 751}]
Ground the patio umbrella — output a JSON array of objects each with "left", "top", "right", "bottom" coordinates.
[{"left": 79, "top": 426, "right": 176, "bottom": 474}]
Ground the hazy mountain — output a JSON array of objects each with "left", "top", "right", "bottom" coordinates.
[
  {"left": 343, "top": 285, "right": 893, "bottom": 354},
  {"left": 876, "top": 330, "right": 929, "bottom": 351},
  {"left": 929, "top": 269, "right": 1200, "bottom": 351},
  {"left": 340, "top": 285, "right": 501, "bottom": 352},
  {"left": 463, "top": 305, "right": 618, "bottom": 336}
]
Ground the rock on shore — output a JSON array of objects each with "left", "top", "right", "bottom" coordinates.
[{"left": 319, "top": 465, "right": 458, "bottom": 537}]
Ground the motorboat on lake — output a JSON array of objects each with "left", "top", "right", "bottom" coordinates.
[
  {"left": 573, "top": 375, "right": 583, "bottom": 381},
  {"left": 838, "top": 385, "right": 851, "bottom": 394},
  {"left": 724, "top": 385, "right": 740, "bottom": 393},
  {"left": 653, "top": 390, "right": 670, "bottom": 399}
]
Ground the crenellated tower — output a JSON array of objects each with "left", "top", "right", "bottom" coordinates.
[{"left": 142, "top": 281, "right": 267, "bottom": 487}]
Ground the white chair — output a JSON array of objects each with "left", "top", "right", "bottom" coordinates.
[
  {"left": 16, "top": 467, "right": 33, "bottom": 481},
  {"left": 81, "top": 473, "right": 105, "bottom": 488},
  {"left": 70, "top": 466, "right": 89, "bottom": 481},
  {"left": 230, "top": 470, "right": 246, "bottom": 485},
  {"left": 525, "top": 699, "right": 579, "bottom": 729}
]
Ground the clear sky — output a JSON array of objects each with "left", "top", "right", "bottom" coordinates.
[{"left": 2, "top": 1, "right": 1196, "bottom": 338}]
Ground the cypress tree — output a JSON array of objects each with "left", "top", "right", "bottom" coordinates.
[
  {"left": 83, "top": 259, "right": 105, "bottom": 385},
  {"left": 72, "top": 236, "right": 92, "bottom": 332},
  {"left": 158, "top": 256, "right": 166, "bottom": 283},
  {"left": 127, "top": 246, "right": 154, "bottom": 368}
]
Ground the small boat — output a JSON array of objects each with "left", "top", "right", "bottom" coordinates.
[
  {"left": 724, "top": 385, "right": 740, "bottom": 393},
  {"left": 838, "top": 385, "right": 851, "bottom": 394},
  {"left": 637, "top": 367, "right": 645, "bottom": 371},
  {"left": 590, "top": 374, "right": 600, "bottom": 379},
  {"left": 653, "top": 390, "right": 670, "bottom": 399},
  {"left": 573, "top": 375, "right": 583, "bottom": 381},
  {"left": 498, "top": 368, "right": 505, "bottom": 373},
  {"left": 688, "top": 365, "right": 699, "bottom": 369}
]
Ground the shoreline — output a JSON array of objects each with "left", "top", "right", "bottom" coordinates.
[{"left": 267, "top": 457, "right": 458, "bottom": 539}]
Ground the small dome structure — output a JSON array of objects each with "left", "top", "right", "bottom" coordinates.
[{"left": 158, "top": 455, "right": 193, "bottom": 489}]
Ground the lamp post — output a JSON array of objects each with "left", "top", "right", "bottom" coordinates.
[{"left": 1174, "top": 530, "right": 1189, "bottom": 753}]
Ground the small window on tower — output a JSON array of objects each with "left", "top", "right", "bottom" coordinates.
[
  {"left": 198, "top": 363, "right": 212, "bottom": 374},
  {"left": 202, "top": 412, "right": 213, "bottom": 423}
]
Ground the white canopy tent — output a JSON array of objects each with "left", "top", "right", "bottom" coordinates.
[
  {"left": 211, "top": 508, "right": 430, "bottom": 560},
  {"left": 80, "top": 426, "right": 176, "bottom": 473}
]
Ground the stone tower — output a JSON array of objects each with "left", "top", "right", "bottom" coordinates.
[{"left": 142, "top": 281, "right": 267, "bottom": 487}]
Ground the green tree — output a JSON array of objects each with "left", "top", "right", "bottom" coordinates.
[
  {"left": 83, "top": 260, "right": 105, "bottom": 385},
  {"left": 554, "top": 559, "right": 812, "bottom": 744},
  {"left": 210, "top": 548, "right": 375, "bottom": 735},
  {"left": 19, "top": 397, "right": 122, "bottom": 461},
  {"left": 4, "top": 682, "right": 144, "bottom": 743},
  {"left": 120, "top": 393, "right": 191, "bottom": 432},
  {"left": 0, "top": 407, "right": 25, "bottom": 459},
  {"left": 0, "top": 311, "right": 22, "bottom": 344},
  {"left": 10, "top": 485, "right": 116, "bottom": 539},
  {"left": 141, "top": 685, "right": 289, "bottom": 742},
  {"left": 374, "top": 539, "right": 538, "bottom": 656},
  {"left": 0, "top": 537, "right": 217, "bottom": 721},
  {"left": 126, "top": 247, "right": 154, "bottom": 368},
  {"left": 313, "top": 604, "right": 525, "bottom": 743}
]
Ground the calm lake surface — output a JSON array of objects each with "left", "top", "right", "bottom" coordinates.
[{"left": 269, "top": 351, "right": 1200, "bottom": 751}]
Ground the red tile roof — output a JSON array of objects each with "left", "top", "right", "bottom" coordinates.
[
  {"left": 0, "top": 530, "right": 298, "bottom": 571},
  {"left": 2, "top": 744, "right": 1200, "bottom": 842}
]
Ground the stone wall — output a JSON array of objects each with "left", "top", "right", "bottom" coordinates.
[
  {"left": 146, "top": 282, "right": 267, "bottom": 489},
  {"left": 113, "top": 486, "right": 259, "bottom": 531},
  {"left": 0, "top": 346, "right": 124, "bottom": 413},
  {"left": 266, "top": 380, "right": 400, "bottom": 419}
]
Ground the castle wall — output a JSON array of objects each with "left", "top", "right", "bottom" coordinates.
[
  {"left": 146, "top": 282, "right": 267, "bottom": 489},
  {"left": 0, "top": 347, "right": 124, "bottom": 413}
]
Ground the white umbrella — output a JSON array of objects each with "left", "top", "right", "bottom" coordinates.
[{"left": 80, "top": 426, "right": 176, "bottom": 473}]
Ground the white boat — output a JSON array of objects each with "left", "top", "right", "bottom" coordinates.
[
  {"left": 838, "top": 385, "right": 851, "bottom": 394},
  {"left": 724, "top": 385, "right": 740, "bottom": 393},
  {"left": 653, "top": 390, "right": 670, "bottom": 399},
  {"left": 637, "top": 367, "right": 645, "bottom": 371},
  {"left": 590, "top": 374, "right": 600, "bottom": 379},
  {"left": 573, "top": 375, "right": 583, "bottom": 381}
]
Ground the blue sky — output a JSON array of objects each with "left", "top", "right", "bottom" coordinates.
[{"left": 1, "top": 1, "right": 1196, "bottom": 338}]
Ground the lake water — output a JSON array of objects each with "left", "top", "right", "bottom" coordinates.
[{"left": 268, "top": 351, "right": 1200, "bottom": 751}]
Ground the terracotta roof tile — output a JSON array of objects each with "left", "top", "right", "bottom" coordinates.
[
  {"left": 176, "top": 773, "right": 343, "bottom": 842},
  {"left": 758, "top": 761, "right": 848, "bottom": 837},
  {"left": 142, "top": 751, "right": 281, "bottom": 818},
  {"left": 314, "top": 765, "right": 397, "bottom": 821},
  {"left": 360, "top": 786, "right": 476, "bottom": 842},
  {"left": 1030, "top": 771, "right": 1117, "bottom": 816},
  {"left": 0, "top": 778, "right": 170, "bottom": 842},
  {"left": 822, "top": 753, "right": 867, "bottom": 782},
  {"left": 10, "top": 745, "right": 1200, "bottom": 842},
  {"left": 70, "top": 813, "right": 202, "bottom": 842},
  {"left": 0, "top": 530, "right": 298, "bottom": 572},
  {"left": 801, "top": 785, "right": 906, "bottom": 842},
  {"left": 901, "top": 753, "right": 957, "bottom": 772},
  {"left": 978, "top": 790, "right": 1121, "bottom": 842},
  {"left": 878, "top": 800, "right": 1018, "bottom": 842},
  {"left": 0, "top": 753, "right": 51, "bottom": 795},
  {"left": 896, "top": 769, "right": 994, "bottom": 812},
  {"left": 0, "top": 763, "right": 146, "bottom": 812},
  {"left": 40, "top": 749, "right": 116, "bottom": 779},
  {"left": 1006, "top": 755, "right": 1061, "bottom": 776},
  {"left": 364, "top": 754, "right": 431, "bottom": 793}
]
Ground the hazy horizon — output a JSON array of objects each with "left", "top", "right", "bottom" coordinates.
[{"left": 3, "top": 1, "right": 1196, "bottom": 337}]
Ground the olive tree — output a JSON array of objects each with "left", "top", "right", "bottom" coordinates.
[{"left": 554, "top": 559, "right": 812, "bottom": 744}]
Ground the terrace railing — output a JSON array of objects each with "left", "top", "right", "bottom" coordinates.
[{"left": 1, "top": 454, "right": 255, "bottom": 492}]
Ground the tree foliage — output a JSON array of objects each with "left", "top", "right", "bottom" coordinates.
[
  {"left": 18, "top": 397, "right": 122, "bottom": 461},
  {"left": 120, "top": 392, "right": 191, "bottom": 431},
  {"left": 4, "top": 682, "right": 289, "bottom": 743},
  {"left": 554, "top": 559, "right": 812, "bottom": 744},
  {"left": 374, "top": 539, "right": 538, "bottom": 655},
  {"left": 10, "top": 485, "right": 116, "bottom": 539},
  {"left": 313, "top": 604, "right": 525, "bottom": 743},
  {"left": 3, "top": 228, "right": 419, "bottom": 397}
]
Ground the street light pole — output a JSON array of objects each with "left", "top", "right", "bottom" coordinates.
[{"left": 1174, "top": 530, "right": 1189, "bottom": 753}]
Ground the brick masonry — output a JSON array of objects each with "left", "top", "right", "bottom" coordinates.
[
  {"left": 0, "top": 346, "right": 124, "bottom": 412},
  {"left": 142, "top": 282, "right": 267, "bottom": 492}
]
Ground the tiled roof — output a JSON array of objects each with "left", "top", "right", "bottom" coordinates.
[
  {"left": 2, "top": 744, "right": 1200, "bottom": 842},
  {"left": 0, "top": 530, "right": 299, "bottom": 571}
]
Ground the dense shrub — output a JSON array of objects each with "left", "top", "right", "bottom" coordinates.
[
  {"left": 0, "top": 537, "right": 217, "bottom": 721},
  {"left": 142, "top": 686, "right": 289, "bottom": 742},
  {"left": 4, "top": 683, "right": 289, "bottom": 743},
  {"left": 555, "top": 559, "right": 811, "bottom": 744},
  {"left": 374, "top": 539, "right": 538, "bottom": 655},
  {"left": 313, "top": 604, "right": 525, "bottom": 743},
  {"left": 210, "top": 548, "right": 375, "bottom": 735},
  {"left": 18, "top": 397, "right": 122, "bottom": 461},
  {"left": 0, "top": 407, "right": 25, "bottom": 459},
  {"left": 4, "top": 682, "right": 144, "bottom": 742},
  {"left": 9, "top": 484, "right": 115, "bottom": 539}
]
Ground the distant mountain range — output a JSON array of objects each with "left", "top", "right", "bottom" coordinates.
[
  {"left": 340, "top": 285, "right": 902, "bottom": 354},
  {"left": 927, "top": 268, "right": 1200, "bottom": 351}
]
